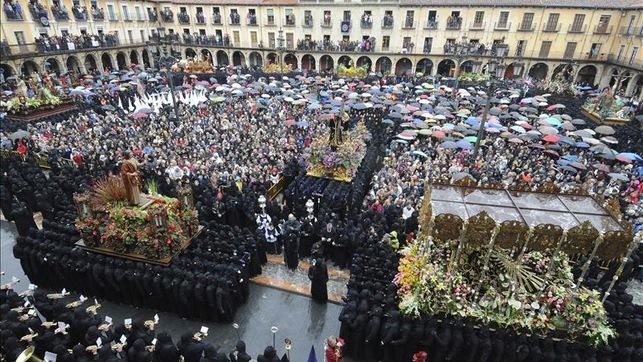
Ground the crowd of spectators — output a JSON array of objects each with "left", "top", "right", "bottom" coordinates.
[
  {"left": 3, "top": 0, "right": 23, "bottom": 19},
  {"left": 71, "top": 2, "right": 88, "bottom": 21},
  {"left": 51, "top": 0, "right": 68, "bottom": 21},
  {"left": 296, "top": 38, "right": 375, "bottom": 53},
  {"left": 34, "top": 33, "right": 119, "bottom": 53}
]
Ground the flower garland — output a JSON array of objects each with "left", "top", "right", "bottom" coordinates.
[{"left": 394, "top": 241, "right": 615, "bottom": 347}]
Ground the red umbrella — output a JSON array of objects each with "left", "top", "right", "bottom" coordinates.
[
  {"left": 544, "top": 150, "right": 560, "bottom": 157},
  {"left": 592, "top": 163, "right": 610, "bottom": 172},
  {"left": 543, "top": 134, "right": 560, "bottom": 143},
  {"left": 285, "top": 119, "right": 296, "bottom": 126},
  {"left": 131, "top": 113, "right": 148, "bottom": 119},
  {"left": 432, "top": 130, "right": 446, "bottom": 139}
]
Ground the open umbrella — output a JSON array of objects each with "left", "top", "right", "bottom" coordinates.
[
  {"left": 441, "top": 141, "right": 457, "bottom": 149},
  {"left": 543, "top": 134, "right": 560, "bottom": 143},
  {"left": 453, "top": 172, "right": 475, "bottom": 182},
  {"left": 9, "top": 130, "right": 30, "bottom": 141},
  {"left": 411, "top": 150, "right": 428, "bottom": 158},
  {"left": 595, "top": 125, "right": 615, "bottom": 135},
  {"left": 456, "top": 140, "right": 473, "bottom": 149},
  {"left": 608, "top": 173, "right": 629, "bottom": 181},
  {"left": 617, "top": 152, "right": 642, "bottom": 161},
  {"left": 568, "top": 161, "right": 587, "bottom": 170},
  {"left": 592, "top": 163, "right": 610, "bottom": 172}
]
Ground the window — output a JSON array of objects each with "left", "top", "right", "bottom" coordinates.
[
  {"left": 382, "top": 35, "right": 390, "bottom": 51},
  {"left": 571, "top": 14, "right": 585, "bottom": 32},
  {"left": 127, "top": 30, "right": 133, "bottom": 43},
  {"left": 140, "top": 29, "right": 145, "bottom": 41},
  {"left": 589, "top": 43, "right": 601, "bottom": 59},
  {"left": 629, "top": 47, "right": 639, "bottom": 65},
  {"left": 545, "top": 13, "right": 559, "bottom": 31},
  {"left": 15, "top": 31, "right": 25, "bottom": 44},
  {"left": 423, "top": 37, "right": 432, "bottom": 53},
  {"left": 597, "top": 15, "right": 610, "bottom": 32},
  {"left": 539, "top": 41, "right": 552, "bottom": 58},
  {"left": 304, "top": 10, "right": 312, "bottom": 26},
  {"left": 516, "top": 40, "right": 527, "bottom": 57},
  {"left": 617, "top": 45, "right": 625, "bottom": 62},
  {"left": 122, "top": 5, "right": 129, "bottom": 20},
  {"left": 267, "top": 9, "right": 274, "bottom": 24},
  {"left": 268, "top": 32, "right": 275, "bottom": 48},
  {"left": 134, "top": 6, "right": 142, "bottom": 20},
  {"left": 427, "top": 10, "right": 436, "bottom": 22},
  {"left": 250, "top": 31, "right": 257, "bottom": 46},
  {"left": 285, "top": 9, "right": 294, "bottom": 25},
  {"left": 233, "top": 31, "right": 240, "bottom": 45},
  {"left": 626, "top": 15, "right": 636, "bottom": 34},
  {"left": 405, "top": 10, "right": 414, "bottom": 27},
  {"left": 286, "top": 33, "right": 293, "bottom": 49},
  {"left": 343, "top": 11, "right": 350, "bottom": 21},
  {"left": 323, "top": 10, "right": 331, "bottom": 26},
  {"left": 473, "top": 11, "right": 484, "bottom": 27},
  {"left": 521, "top": 13, "right": 534, "bottom": 30},
  {"left": 497, "top": 11, "right": 509, "bottom": 28},
  {"left": 563, "top": 42, "right": 577, "bottom": 58},
  {"left": 107, "top": 4, "right": 115, "bottom": 20}
]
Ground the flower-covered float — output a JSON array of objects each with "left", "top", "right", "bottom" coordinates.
[{"left": 75, "top": 177, "right": 200, "bottom": 265}]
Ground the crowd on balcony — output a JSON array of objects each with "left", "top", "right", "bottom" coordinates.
[
  {"left": 51, "top": 0, "right": 69, "bottom": 21},
  {"left": 178, "top": 32, "right": 232, "bottom": 47},
  {"left": 323, "top": 11, "right": 331, "bottom": 25},
  {"left": 178, "top": 10, "right": 189, "bottom": 24},
  {"left": 196, "top": 11, "right": 205, "bottom": 23},
  {"left": 28, "top": 0, "right": 47, "bottom": 20},
  {"left": 91, "top": 6, "right": 104, "bottom": 20},
  {"left": 303, "top": 13, "right": 312, "bottom": 27},
  {"left": 35, "top": 33, "right": 119, "bottom": 53},
  {"left": 442, "top": 41, "right": 510, "bottom": 56},
  {"left": 361, "top": 13, "right": 372, "bottom": 27},
  {"left": 71, "top": 2, "right": 88, "bottom": 21},
  {"left": 382, "top": 13, "right": 393, "bottom": 27},
  {"left": 247, "top": 11, "right": 257, "bottom": 25},
  {"left": 147, "top": 8, "right": 157, "bottom": 22},
  {"left": 296, "top": 37, "right": 375, "bottom": 52},
  {"left": 230, "top": 11, "right": 240, "bottom": 24},
  {"left": 212, "top": 11, "right": 221, "bottom": 24},
  {"left": 446, "top": 16, "right": 463, "bottom": 28},
  {"left": 3, "top": 0, "right": 23, "bottom": 19},
  {"left": 160, "top": 8, "right": 173, "bottom": 22},
  {"left": 285, "top": 13, "right": 295, "bottom": 25}
]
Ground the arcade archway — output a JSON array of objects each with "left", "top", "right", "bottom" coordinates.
[
  {"left": 375, "top": 57, "right": 392, "bottom": 74},
  {"left": 185, "top": 48, "right": 197, "bottom": 59},
  {"left": 415, "top": 58, "right": 433, "bottom": 75},
  {"left": 395, "top": 58, "right": 412, "bottom": 76},
  {"left": 528, "top": 63, "right": 548, "bottom": 81},
  {"left": 66, "top": 56, "right": 82, "bottom": 74},
  {"left": 85, "top": 54, "right": 98, "bottom": 71},
  {"left": 232, "top": 51, "right": 246, "bottom": 67},
  {"left": 284, "top": 53, "right": 297, "bottom": 70},
  {"left": 116, "top": 52, "right": 127, "bottom": 70},
  {"left": 338, "top": 55, "right": 353, "bottom": 68},
  {"left": 436, "top": 59, "right": 455, "bottom": 76},
  {"left": 45, "top": 58, "right": 61, "bottom": 75},
  {"left": 301, "top": 54, "right": 315, "bottom": 70},
  {"left": 249, "top": 52, "right": 263, "bottom": 67},
  {"left": 575, "top": 65, "right": 597, "bottom": 85},
  {"left": 21, "top": 60, "right": 39, "bottom": 75},
  {"left": 320, "top": 55, "right": 334, "bottom": 71},
  {"left": 101, "top": 53, "right": 113, "bottom": 71},
  {"left": 141, "top": 50, "right": 151, "bottom": 68},
  {"left": 130, "top": 50, "right": 139, "bottom": 65},
  {"left": 216, "top": 50, "right": 229, "bottom": 66},
  {"left": 356, "top": 56, "right": 372, "bottom": 71}
]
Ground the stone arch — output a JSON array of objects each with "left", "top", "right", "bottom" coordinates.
[
  {"left": 201, "top": 49, "right": 213, "bottom": 63},
  {"left": 436, "top": 59, "right": 456, "bottom": 76},
  {"left": 249, "top": 52, "right": 263, "bottom": 67},
  {"left": 551, "top": 63, "right": 574, "bottom": 82},
  {"left": 142, "top": 49, "right": 151, "bottom": 68},
  {"left": 284, "top": 53, "right": 297, "bottom": 70},
  {"left": 395, "top": 58, "right": 412, "bottom": 75},
  {"left": 608, "top": 68, "right": 620, "bottom": 88},
  {"left": 0, "top": 63, "right": 17, "bottom": 77},
  {"left": 575, "top": 65, "right": 597, "bottom": 86},
  {"left": 66, "top": 55, "right": 82, "bottom": 74},
  {"left": 101, "top": 53, "right": 114, "bottom": 71},
  {"left": 320, "top": 55, "right": 334, "bottom": 71},
  {"left": 232, "top": 51, "right": 246, "bottom": 67},
  {"left": 216, "top": 50, "right": 229, "bottom": 66},
  {"left": 266, "top": 52, "right": 278, "bottom": 64},
  {"left": 504, "top": 62, "right": 523, "bottom": 79},
  {"left": 459, "top": 60, "right": 476, "bottom": 75},
  {"left": 356, "top": 56, "right": 372, "bottom": 71},
  {"left": 116, "top": 52, "right": 127, "bottom": 70},
  {"left": 130, "top": 50, "right": 140, "bottom": 65},
  {"left": 628, "top": 73, "right": 643, "bottom": 98},
  {"left": 85, "top": 54, "right": 98, "bottom": 72},
  {"left": 301, "top": 54, "right": 315, "bottom": 70},
  {"left": 338, "top": 55, "right": 353, "bottom": 68},
  {"left": 185, "top": 47, "right": 197, "bottom": 59},
  {"left": 21, "top": 60, "right": 39, "bottom": 76},
  {"left": 45, "top": 58, "right": 62, "bottom": 75},
  {"left": 375, "top": 56, "right": 392, "bottom": 74},
  {"left": 415, "top": 58, "right": 433, "bottom": 75},
  {"left": 528, "top": 63, "right": 548, "bottom": 81}
]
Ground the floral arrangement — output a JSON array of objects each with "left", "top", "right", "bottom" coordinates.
[
  {"left": 457, "top": 72, "right": 490, "bottom": 83},
  {"left": 304, "top": 120, "right": 370, "bottom": 180},
  {"left": 263, "top": 62, "right": 292, "bottom": 73},
  {"left": 76, "top": 183, "right": 198, "bottom": 260},
  {"left": 1, "top": 95, "right": 62, "bottom": 112},
  {"left": 395, "top": 241, "right": 615, "bottom": 347},
  {"left": 336, "top": 64, "right": 368, "bottom": 79}
]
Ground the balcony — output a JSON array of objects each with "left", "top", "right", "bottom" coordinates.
[
  {"left": 229, "top": 15, "right": 241, "bottom": 25},
  {"left": 211, "top": 14, "right": 221, "bottom": 25},
  {"left": 123, "top": 14, "right": 133, "bottom": 22},
  {"left": 382, "top": 17, "right": 393, "bottom": 29},
  {"left": 402, "top": 18, "right": 415, "bottom": 29},
  {"left": 147, "top": 10, "right": 157, "bottom": 22},
  {"left": 424, "top": 20, "right": 438, "bottom": 29},
  {"left": 361, "top": 18, "right": 373, "bottom": 29},
  {"left": 52, "top": 8, "right": 70, "bottom": 21},
  {"left": 177, "top": 13, "right": 189, "bottom": 24},
  {"left": 1, "top": 37, "right": 131, "bottom": 60},
  {"left": 284, "top": 15, "right": 295, "bottom": 27},
  {"left": 72, "top": 8, "right": 88, "bottom": 21},
  {"left": 302, "top": 17, "right": 313, "bottom": 28},
  {"left": 28, "top": 5, "right": 48, "bottom": 21},
  {"left": 593, "top": 24, "right": 612, "bottom": 34},
  {"left": 470, "top": 21, "right": 486, "bottom": 31},
  {"left": 4, "top": 6, "right": 24, "bottom": 20},
  {"left": 161, "top": 12, "right": 173, "bottom": 22},
  {"left": 568, "top": 24, "right": 587, "bottom": 33},
  {"left": 517, "top": 22, "right": 535, "bottom": 32},
  {"left": 586, "top": 53, "right": 604, "bottom": 61},
  {"left": 423, "top": 45, "right": 432, "bottom": 54},
  {"left": 92, "top": 9, "right": 104, "bottom": 21},
  {"left": 494, "top": 22, "right": 510, "bottom": 31},
  {"left": 542, "top": 22, "right": 561, "bottom": 32},
  {"left": 446, "top": 17, "right": 462, "bottom": 30},
  {"left": 246, "top": 15, "right": 257, "bottom": 26},
  {"left": 321, "top": 19, "right": 332, "bottom": 28},
  {"left": 196, "top": 14, "right": 205, "bottom": 24}
]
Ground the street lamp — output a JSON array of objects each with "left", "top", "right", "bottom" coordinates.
[
  {"left": 157, "top": 45, "right": 180, "bottom": 121},
  {"left": 447, "top": 36, "right": 480, "bottom": 108},
  {"left": 276, "top": 28, "right": 285, "bottom": 74},
  {"left": 471, "top": 43, "right": 509, "bottom": 162}
]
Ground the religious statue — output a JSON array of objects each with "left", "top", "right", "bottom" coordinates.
[
  {"left": 120, "top": 152, "right": 141, "bottom": 206},
  {"left": 329, "top": 103, "right": 348, "bottom": 148}
]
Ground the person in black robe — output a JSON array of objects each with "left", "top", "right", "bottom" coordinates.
[
  {"left": 308, "top": 258, "right": 329, "bottom": 303},
  {"left": 229, "top": 340, "right": 252, "bottom": 362},
  {"left": 283, "top": 232, "right": 299, "bottom": 271},
  {"left": 9, "top": 199, "right": 37, "bottom": 236}
]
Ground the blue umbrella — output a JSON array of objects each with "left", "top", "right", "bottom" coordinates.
[
  {"left": 456, "top": 140, "right": 473, "bottom": 149},
  {"left": 441, "top": 141, "right": 457, "bottom": 149},
  {"left": 561, "top": 155, "right": 578, "bottom": 161},
  {"left": 296, "top": 121, "right": 309, "bottom": 127},
  {"left": 618, "top": 152, "right": 642, "bottom": 161},
  {"left": 143, "top": 146, "right": 154, "bottom": 154},
  {"left": 575, "top": 142, "right": 590, "bottom": 148},
  {"left": 557, "top": 159, "right": 570, "bottom": 166},
  {"left": 382, "top": 119, "right": 394, "bottom": 125}
]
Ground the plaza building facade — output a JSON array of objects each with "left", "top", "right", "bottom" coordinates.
[{"left": 1, "top": 0, "right": 642, "bottom": 97}]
